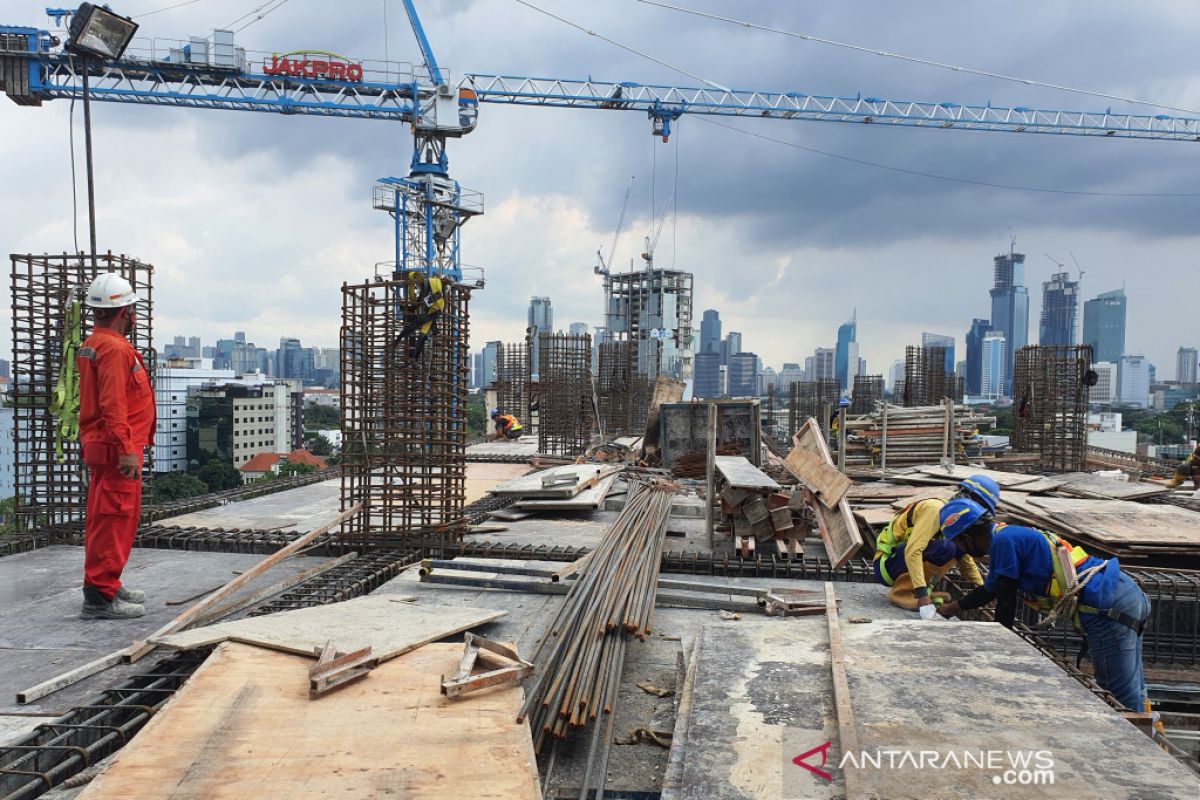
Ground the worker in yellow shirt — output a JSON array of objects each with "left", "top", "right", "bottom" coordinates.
[{"left": 872, "top": 474, "right": 998, "bottom": 617}]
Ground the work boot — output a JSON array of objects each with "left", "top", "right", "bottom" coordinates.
[
  {"left": 887, "top": 573, "right": 920, "bottom": 611},
  {"left": 80, "top": 587, "right": 144, "bottom": 620},
  {"left": 116, "top": 586, "right": 145, "bottom": 604}
]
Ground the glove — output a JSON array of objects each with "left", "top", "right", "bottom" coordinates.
[{"left": 918, "top": 604, "right": 938, "bottom": 621}]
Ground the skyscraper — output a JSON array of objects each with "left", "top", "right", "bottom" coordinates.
[
  {"left": 1039, "top": 272, "right": 1080, "bottom": 346},
  {"left": 1176, "top": 346, "right": 1198, "bottom": 386},
  {"left": 964, "top": 318, "right": 991, "bottom": 396},
  {"left": 481, "top": 341, "right": 500, "bottom": 388},
  {"left": 693, "top": 351, "right": 721, "bottom": 398},
  {"left": 981, "top": 334, "right": 1007, "bottom": 399},
  {"left": 835, "top": 312, "right": 857, "bottom": 392},
  {"left": 1118, "top": 354, "right": 1150, "bottom": 408},
  {"left": 1082, "top": 289, "right": 1127, "bottom": 365},
  {"left": 812, "top": 348, "right": 836, "bottom": 383},
  {"left": 727, "top": 352, "right": 758, "bottom": 397},
  {"left": 721, "top": 332, "right": 742, "bottom": 366},
  {"left": 921, "top": 332, "right": 955, "bottom": 375},
  {"left": 699, "top": 309, "right": 722, "bottom": 355},
  {"left": 569, "top": 322, "right": 588, "bottom": 336},
  {"left": 1090, "top": 362, "right": 1118, "bottom": 405},
  {"left": 989, "top": 249, "right": 1028, "bottom": 395},
  {"left": 528, "top": 297, "right": 553, "bottom": 378}
]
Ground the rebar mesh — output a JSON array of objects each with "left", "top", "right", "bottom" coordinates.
[
  {"left": 9, "top": 253, "right": 154, "bottom": 532},
  {"left": 903, "top": 345, "right": 963, "bottom": 406},
  {"left": 494, "top": 338, "right": 530, "bottom": 421},
  {"left": 850, "top": 375, "right": 884, "bottom": 414},
  {"left": 596, "top": 340, "right": 635, "bottom": 436},
  {"left": 339, "top": 277, "right": 470, "bottom": 541},
  {"left": 538, "top": 332, "right": 592, "bottom": 456},
  {"left": 1012, "top": 344, "right": 1092, "bottom": 471},
  {"left": 792, "top": 379, "right": 840, "bottom": 423}
]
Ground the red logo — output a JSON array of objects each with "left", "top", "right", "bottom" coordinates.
[
  {"left": 264, "top": 51, "right": 364, "bottom": 82},
  {"left": 793, "top": 741, "right": 833, "bottom": 782}
]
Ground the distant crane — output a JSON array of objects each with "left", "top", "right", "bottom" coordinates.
[
  {"left": 640, "top": 186, "right": 677, "bottom": 270},
  {"left": 594, "top": 176, "right": 635, "bottom": 342},
  {"left": 1043, "top": 252, "right": 1066, "bottom": 270},
  {"left": 1069, "top": 251, "right": 1087, "bottom": 283}
]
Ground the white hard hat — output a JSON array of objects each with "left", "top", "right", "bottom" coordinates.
[{"left": 85, "top": 273, "right": 140, "bottom": 309}]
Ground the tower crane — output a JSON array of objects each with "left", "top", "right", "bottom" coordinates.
[
  {"left": 594, "top": 175, "right": 635, "bottom": 342},
  {"left": 640, "top": 186, "right": 676, "bottom": 270}
]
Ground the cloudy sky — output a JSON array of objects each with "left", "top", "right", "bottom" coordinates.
[{"left": 1, "top": 0, "right": 1197, "bottom": 380}]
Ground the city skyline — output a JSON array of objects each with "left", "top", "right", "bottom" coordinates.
[{"left": 0, "top": 4, "right": 1195, "bottom": 384}]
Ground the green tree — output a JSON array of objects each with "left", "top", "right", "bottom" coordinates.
[
  {"left": 278, "top": 462, "right": 318, "bottom": 478},
  {"left": 467, "top": 393, "right": 486, "bottom": 438},
  {"left": 305, "top": 432, "right": 333, "bottom": 456},
  {"left": 151, "top": 472, "right": 210, "bottom": 502},
  {"left": 303, "top": 402, "right": 339, "bottom": 429},
  {"left": 196, "top": 459, "right": 242, "bottom": 491}
]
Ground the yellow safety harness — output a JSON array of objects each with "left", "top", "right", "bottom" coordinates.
[
  {"left": 1029, "top": 530, "right": 1105, "bottom": 631},
  {"left": 48, "top": 296, "right": 84, "bottom": 463}
]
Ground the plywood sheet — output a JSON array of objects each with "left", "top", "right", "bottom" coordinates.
[
  {"left": 465, "top": 463, "right": 534, "bottom": 504},
  {"left": 714, "top": 456, "right": 780, "bottom": 491},
  {"left": 1053, "top": 473, "right": 1170, "bottom": 501},
  {"left": 783, "top": 441, "right": 851, "bottom": 507},
  {"left": 1025, "top": 497, "right": 1200, "bottom": 546},
  {"left": 513, "top": 475, "right": 617, "bottom": 511},
  {"left": 78, "top": 642, "right": 540, "bottom": 800},
  {"left": 153, "top": 595, "right": 505, "bottom": 659},
  {"left": 912, "top": 464, "right": 1040, "bottom": 488},
  {"left": 489, "top": 464, "right": 622, "bottom": 498},
  {"left": 791, "top": 419, "right": 862, "bottom": 568}
]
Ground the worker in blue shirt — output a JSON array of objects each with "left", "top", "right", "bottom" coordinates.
[{"left": 935, "top": 499, "right": 1151, "bottom": 712}]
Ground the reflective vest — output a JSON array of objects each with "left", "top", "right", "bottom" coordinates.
[
  {"left": 497, "top": 414, "right": 523, "bottom": 433},
  {"left": 873, "top": 498, "right": 941, "bottom": 561},
  {"left": 1022, "top": 529, "right": 1102, "bottom": 621}
]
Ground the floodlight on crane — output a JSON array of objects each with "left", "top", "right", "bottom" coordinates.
[{"left": 65, "top": 3, "right": 136, "bottom": 60}]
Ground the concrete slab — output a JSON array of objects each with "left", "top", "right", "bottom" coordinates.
[
  {"left": 679, "top": 614, "right": 1200, "bottom": 800},
  {"left": 0, "top": 546, "right": 337, "bottom": 714},
  {"left": 153, "top": 478, "right": 342, "bottom": 532},
  {"left": 467, "top": 437, "right": 540, "bottom": 456}
]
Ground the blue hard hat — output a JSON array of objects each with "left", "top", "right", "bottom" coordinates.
[
  {"left": 839, "top": 396, "right": 850, "bottom": 407},
  {"left": 490, "top": 408, "right": 500, "bottom": 418},
  {"left": 958, "top": 474, "right": 1000, "bottom": 513},
  {"left": 939, "top": 498, "right": 990, "bottom": 541}
]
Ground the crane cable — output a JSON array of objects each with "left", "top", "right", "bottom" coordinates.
[{"left": 636, "top": 0, "right": 1200, "bottom": 117}]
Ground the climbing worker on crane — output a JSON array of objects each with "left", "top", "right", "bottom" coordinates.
[
  {"left": 872, "top": 474, "right": 999, "bottom": 617},
  {"left": 935, "top": 499, "right": 1151, "bottom": 711},
  {"left": 77, "top": 273, "right": 156, "bottom": 620},
  {"left": 395, "top": 270, "right": 445, "bottom": 359},
  {"left": 489, "top": 409, "right": 525, "bottom": 441}
]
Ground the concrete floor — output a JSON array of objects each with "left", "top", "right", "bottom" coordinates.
[
  {"left": 0, "top": 546, "right": 337, "bottom": 716},
  {"left": 154, "top": 478, "right": 342, "bottom": 532}
]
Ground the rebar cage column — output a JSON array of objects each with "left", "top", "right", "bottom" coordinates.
[
  {"left": 597, "top": 340, "right": 634, "bottom": 437},
  {"left": 339, "top": 277, "right": 470, "bottom": 542},
  {"left": 494, "top": 339, "right": 530, "bottom": 422},
  {"left": 538, "top": 332, "right": 592, "bottom": 456},
  {"left": 10, "top": 252, "right": 154, "bottom": 532},
  {"left": 1012, "top": 344, "right": 1092, "bottom": 471}
]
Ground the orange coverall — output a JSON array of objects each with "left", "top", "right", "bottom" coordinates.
[{"left": 78, "top": 327, "right": 156, "bottom": 600}]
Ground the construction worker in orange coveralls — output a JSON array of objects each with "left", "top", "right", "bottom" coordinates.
[{"left": 77, "top": 273, "right": 156, "bottom": 620}]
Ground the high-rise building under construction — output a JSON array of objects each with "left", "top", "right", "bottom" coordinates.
[
  {"left": 604, "top": 267, "right": 693, "bottom": 379},
  {"left": 989, "top": 248, "right": 1029, "bottom": 396},
  {"left": 1039, "top": 271, "right": 1080, "bottom": 346}
]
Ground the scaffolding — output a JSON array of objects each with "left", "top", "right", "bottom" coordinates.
[
  {"left": 903, "top": 346, "right": 964, "bottom": 406},
  {"left": 538, "top": 332, "right": 592, "bottom": 456},
  {"left": 1012, "top": 345, "right": 1092, "bottom": 471},
  {"left": 339, "top": 277, "right": 471, "bottom": 542},
  {"left": 494, "top": 338, "right": 530, "bottom": 422},
  {"left": 9, "top": 253, "right": 154, "bottom": 532},
  {"left": 850, "top": 375, "right": 885, "bottom": 415}
]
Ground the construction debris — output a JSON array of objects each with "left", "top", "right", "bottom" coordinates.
[
  {"left": 842, "top": 403, "right": 998, "bottom": 469},
  {"left": 308, "top": 641, "right": 377, "bottom": 699},
  {"left": 440, "top": 633, "right": 533, "bottom": 698}
]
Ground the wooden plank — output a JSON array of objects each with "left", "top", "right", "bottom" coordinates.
[
  {"left": 489, "top": 465, "right": 621, "bottom": 498},
  {"left": 1025, "top": 497, "right": 1200, "bottom": 546},
  {"left": 191, "top": 552, "right": 357, "bottom": 628},
  {"left": 913, "top": 464, "right": 1040, "bottom": 488},
  {"left": 824, "top": 583, "right": 864, "bottom": 800},
  {"left": 713, "top": 456, "right": 780, "bottom": 491},
  {"left": 783, "top": 444, "right": 852, "bottom": 507},
  {"left": 125, "top": 502, "right": 363, "bottom": 663},
  {"left": 1055, "top": 473, "right": 1171, "bottom": 501},
  {"left": 77, "top": 642, "right": 541, "bottom": 800},
  {"left": 511, "top": 475, "right": 617, "bottom": 511},
  {"left": 17, "top": 651, "right": 124, "bottom": 705},
  {"left": 154, "top": 595, "right": 504, "bottom": 660},
  {"left": 791, "top": 420, "right": 863, "bottom": 568}
]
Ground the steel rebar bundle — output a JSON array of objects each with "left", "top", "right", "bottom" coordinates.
[{"left": 520, "top": 479, "right": 676, "bottom": 797}]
